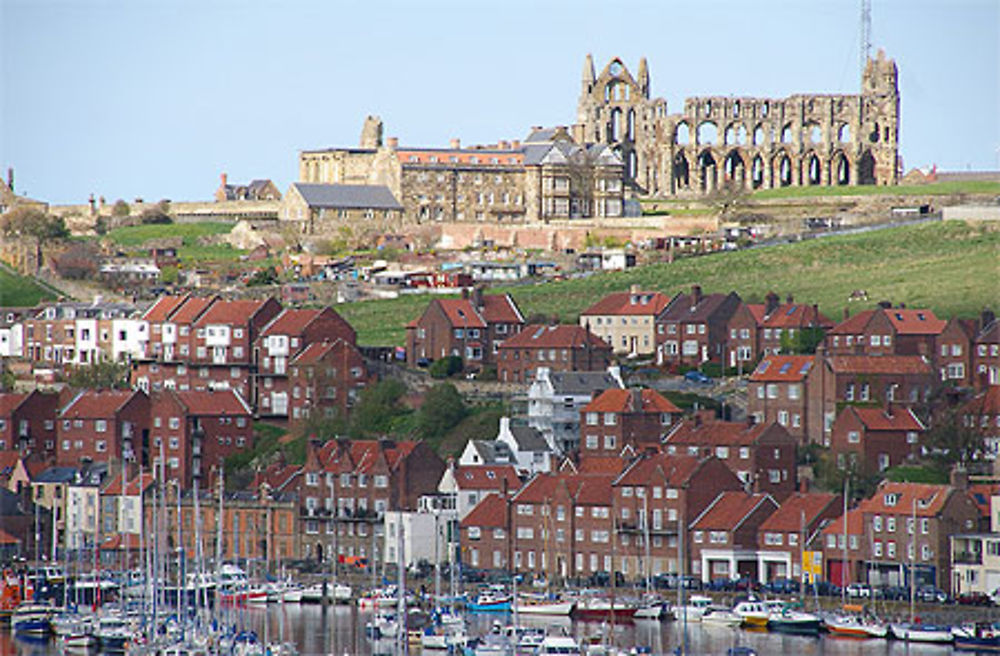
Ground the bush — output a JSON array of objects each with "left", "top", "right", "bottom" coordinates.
[
  {"left": 111, "top": 200, "right": 130, "bottom": 217},
  {"left": 429, "top": 356, "right": 463, "bottom": 379}
]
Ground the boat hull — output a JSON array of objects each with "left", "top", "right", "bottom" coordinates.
[
  {"left": 518, "top": 601, "right": 575, "bottom": 616},
  {"left": 955, "top": 636, "right": 1000, "bottom": 652},
  {"left": 891, "top": 624, "right": 954, "bottom": 643},
  {"left": 572, "top": 606, "right": 638, "bottom": 621},
  {"left": 768, "top": 619, "right": 822, "bottom": 635},
  {"left": 467, "top": 601, "right": 512, "bottom": 613}
]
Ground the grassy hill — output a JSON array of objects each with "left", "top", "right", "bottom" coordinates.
[
  {"left": 338, "top": 220, "right": 1000, "bottom": 347},
  {"left": 0, "top": 265, "right": 57, "bottom": 307},
  {"left": 105, "top": 222, "right": 244, "bottom": 262}
]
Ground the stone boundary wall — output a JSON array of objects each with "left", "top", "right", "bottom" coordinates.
[{"left": 943, "top": 205, "right": 1000, "bottom": 222}]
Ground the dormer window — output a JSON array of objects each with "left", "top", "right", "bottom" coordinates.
[{"left": 884, "top": 493, "right": 899, "bottom": 507}]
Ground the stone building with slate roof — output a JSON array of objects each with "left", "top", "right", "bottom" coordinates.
[{"left": 279, "top": 182, "right": 404, "bottom": 237}]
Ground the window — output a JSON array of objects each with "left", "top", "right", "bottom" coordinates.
[
  {"left": 96, "top": 440, "right": 106, "bottom": 452},
  {"left": 921, "top": 518, "right": 929, "bottom": 534},
  {"left": 693, "top": 531, "right": 704, "bottom": 543},
  {"left": 603, "top": 413, "right": 617, "bottom": 426},
  {"left": 873, "top": 516, "right": 882, "bottom": 532},
  {"left": 887, "top": 517, "right": 896, "bottom": 532},
  {"left": 739, "top": 447, "right": 750, "bottom": 460},
  {"left": 95, "top": 419, "right": 107, "bottom": 432},
  {"left": 715, "top": 446, "right": 729, "bottom": 459},
  {"left": 585, "top": 434, "right": 598, "bottom": 450},
  {"left": 921, "top": 544, "right": 931, "bottom": 560},
  {"left": 848, "top": 431, "right": 860, "bottom": 444},
  {"left": 873, "top": 541, "right": 883, "bottom": 557},
  {"left": 168, "top": 417, "right": 180, "bottom": 429},
  {"left": 768, "top": 470, "right": 781, "bottom": 483}
]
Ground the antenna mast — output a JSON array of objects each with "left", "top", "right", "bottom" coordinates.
[{"left": 860, "top": 0, "right": 872, "bottom": 76}]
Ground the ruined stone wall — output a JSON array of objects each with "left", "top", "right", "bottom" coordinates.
[{"left": 577, "top": 52, "right": 900, "bottom": 198}]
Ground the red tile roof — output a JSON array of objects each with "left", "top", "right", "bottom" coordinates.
[
  {"left": 665, "top": 419, "right": 770, "bottom": 447},
  {"left": 142, "top": 294, "right": 189, "bottom": 322},
  {"left": 0, "top": 451, "right": 23, "bottom": 473},
  {"left": 514, "top": 472, "right": 615, "bottom": 505},
  {"left": 581, "top": 291, "right": 671, "bottom": 317},
  {"left": 0, "top": 528, "right": 20, "bottom": 545},
  {"left": 461, "top": 492, "right": 508, "bottom": 529},
  {"left": 829, "top": 310, "right": 875, "bottom": 335},
  {"left": 480, "top": 294, "right": 524, "bottom": 324},
  {"left": 691, "top": 491, "right": 775, "bottom": 530},
  {"left": 291, "top": 339, "right": 358, "bottom": 365},
  {"left": 0, "top": 393, "right": 28, "bottom": 416},
  {"left": 750, "top": 355, "right": 815, "bottom": 382},
  {"left": 614, "top": 453, "right": 703, "bottom": 487},
  {"left": 746, "top": 304, "right": 767, "bottom": 324},
  {"left": 758, "top": 492, "right": 838, "bottom": 533},
  {"left": 454, "top": 465, "right": 521, "bottom": 491},
  {"left": 436, "top": 299, "right": 488, "bottom": 329},
  {"left": 884, "top": 309, "right": 946, "bottom": 335},
  {"left": 762, "top": 303, "right": 833, "bottom": 329},
  {"left": 857, "top": 480, "right": 955, "bottom": 517},
  {"left": 499, "top": 324, "right": 610, "bottom": 350},
  {"left": 102, "top": 472, "right": 155, "bottom": 496},
  {"left": 968, "top": 483, "right": 1000, "bottom": 518},
  {"left": 61, "top": 390, "right": 140, "bottom": 419},
  {"left": 257, "top": 463, "right": 303, "bottom": 491},
  {"left": 821, "top": 507, "right": 863, "bottom": 538},
  {"left": 575, "top": 456, "right": 628, "bottom": 476},
  {"left": 584, "top": 388, "right": 681, "bottom": 414},
  {"left": 260, "top": 308, "right": 324, "bottom": 337},
  {"left": 195, "top": 299, "right": 271, "bottom": 326},
  {"left": 827, "top": 355, "right": 932, "bottom": 375},
  {"left": 963, "top": 386, "right": 1000, "bottom": 416},
  {"left": 174, "top": 389, "right": 252, "bottom": 416},
  {"left": 169, "top": 296, "right": 217, "bottom": 324},
  {"left": 850, "top": 406, "right": 925, "bottom": 432}
]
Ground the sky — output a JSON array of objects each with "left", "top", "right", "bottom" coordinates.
[{"left": 1, "top": 0, "right": 997, "bottom": 205}]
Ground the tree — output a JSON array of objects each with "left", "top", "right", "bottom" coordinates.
[
  {"left": 246, "top": 266, "right": 279, "bottom": 287},
  {"left": 0, "top": 206, "right": 69, "bottom": 240},
  {"left": 416, "top": 383, "right": 467, "bottom": 440},
  {"left": 67, "top": 360, "right": 131, "bottom": 390},
  {"left": 111, "top": 200, "right": 131, "bottom": 217},
  {"left": 349, "top": 379, "right": 410, "bottom": 437},
  {"left": 780, "top": 326, "right": 827, "bottom": 355},
  {"left": 299, "top": 409, "right": 348, "bottom": 442},
  {"left": 52, "top": 243, "right": 100, "bottom": 280},
  {"left": 926, "top": 409, "right": 986, "bottom": 467},
  {"left": 429, "top": 356, "right": 463, "bottom": 379}
]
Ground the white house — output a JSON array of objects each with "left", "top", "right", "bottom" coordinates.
[
  {"left": 438, "top": 460, "right": 521, "bottom": 520},
  {"left": 495, "top": 417, "right": 552, "bottom": 476},
  {"left": 526, "top": 366, "right": 624, "bottom": 454}
]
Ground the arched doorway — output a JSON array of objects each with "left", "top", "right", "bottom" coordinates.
[
  {"left": 698, "top": 150, "right": 717, "bottom": 192},
  {"left": 858, "top": 150, "right": 876, "bottom": 185},
  {"left": 807, "top": 154, "right": 822, "bottom": 185},
  {"left": 673, "top": 151, "right": 690, "bottom": 190},
  {"left": 833, "top": 152, "right": 850, "bottom": 185},
  {"left": 723, "top": 151, "right": 746, "bottom": 188},
  {"left": 775, "top": 153, "right": 792, "bottom": 187}
]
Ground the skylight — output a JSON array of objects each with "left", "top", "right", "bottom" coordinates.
[{"left": 779, "top": 363, "right": 792, "bottom": 374}]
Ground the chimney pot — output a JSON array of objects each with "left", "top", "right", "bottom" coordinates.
[{"left": 450, "top": 138, "right": 461, "bottom": 150}]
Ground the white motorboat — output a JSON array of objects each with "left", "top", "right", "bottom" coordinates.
[
  {"left": 12, "top": 603, "right": 53, "bottom": 635},
  {"left": 676, "top": 594, "right": 713, "bottom": 622},
  {"left": 824, "top": 612, "right": 889, "bottom": 639},
  {"left": 633, "top": 600, "right": 671, "bottom": 620},
  {"left": 537, "top": 635, "right": 583, "bottom": 655},
  {"left": 517, "top": 593, "right": 575, "bottom": 616},
  {"left": 700, "top": 608, "right": 743, "bottom": 627},
  {"left": 890, "top": 622, "right": 954, "bottom": 643},
  {"left": 732, "top": 599, "right": 771, "bottom": 628}
]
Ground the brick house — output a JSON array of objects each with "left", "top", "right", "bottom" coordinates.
[
  {"left": 286, "top": 340, "right": 371, "bottom": 422},
  {"left": 820, "top": 507, "right": 865, "bottom": 586},
  {"left": 747, "top": 355, "right": 816, "bottom": 443},
  {"left": 856, "top": 479, "right": 979, "bottom": 594},
  {"left": 830, "top": 405, "right": 925, "bottom": 473},
  {"left": 149, "top": 389, "right": 254, "bottom": 487},
  {"left": 807, "top": 352, "right": 935, "bottom": 447},
  {"left": 756, "top": 492, "right": 841, "bottom": 583},
  {"left": 688, "top": 491, "right": 778, "bottom": 583},
  {"left": 961, "top": 386, "right": 1000, "bottom": 459},
  {"left": 612, "top": 454, "right": 743, "bottom": 580},
  {"left": 460, "top": 492, "right": 511, "bottom": 571},
  {"left": 0, "top": 390, "right": 60, "bottom": 459},
  {"left": 56, "top": 390, "right": 150, "bottom": 468},
  {"left": 724, "top": 302, "right": 762, "bottom": 372},
  {"left": 974, "top": 315, "right": 1000, "bottom": 389},
  {"left": 754, "top": 293, "right": 834, "bottom": 357},
  {"left": 579, "top": 388, "right": 682, "bottom": 456},
  {"left": 655, "top": 286, "right": 742, "bottom": 368},
  {"left": 22, "top": 301, "right": 144, "bottom": 371},
  {"left": 496, "top": 324, "right": 612, "bottom": 384},
  {"left": 254, "top": 307, "right": 358, "bottom": 418},
  {"left": 289, "top": 439, "right": 446, "bottom": 563},
  {"left": 936, "top": 317, "right": 978, "bottom": 387},
  {"left": 405, "top": 289, "right": 524, "bottom": 370},
  {"left": 663, "top": 419, "right": 797, "bottom": 500},
  {"left": 438, "top": 462, "right": 522, "bottom": 520},
  {"left": 526, "top": 366, "right": 624, "bottom": 455},
  {"left": 825, "top": 306, "right": 946, "bottom": 358},
  {"left": 579, "top": 287, "right": 671, "bottom": 357}
]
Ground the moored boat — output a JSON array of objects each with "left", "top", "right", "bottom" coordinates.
[
  {"left": 675, "top": 594, "right": 712, "bottom": 622},
  {"left": 890, "top": 622, "right": 954, "bottom": 643},
  {"left": 571, "top": 597, "right": 637, "bottom": 621},
  {"left": 824, "top": 611, "right": 889, "bottom": 639},
  {"left": 700, "top": 608, "right": 743, "bottom": 627},
  {"left": 953, "top": 623, "right": 1000, "bottom": 652},
  {"left": 516, "top": 593, "right": 575, "bottom": 616},
  {"left": 467, "top": 592, "right": 512, "bottom": 613},
  {"left": 11, "top": 603, "right": 53, "bottom": 635},
  {"left": 766, "top": 607, "right": 823, "bottom": 636},
  {"left": 731, "top": 599, "right": 770, "bottom": 628}
]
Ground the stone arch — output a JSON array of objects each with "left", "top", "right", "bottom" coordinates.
[
  {"left": 725, "top": 123, "right": 748, "bottom": 146},
  {"left": 698, "top": 150, "right": 717, "bottom": 192},
  {"left": 858, "top": 150, "right": 877, "bottom": 185},
  {"left": 752, "top": 124, "right": 766, "bottom": 146},
  {"left": 838, "top": 123, "right": 852, "bottom": 143},
  {"left": 781, "top": 123, "right": 794, "bottom": 144},
  {"left": 697, "top": 121, "right": 718, "bottom": 145},
  {"left": 673, "top": 150, "right": 690, "bottom": 189},
  {"left": 806, "top": 123, "right": 823, "bottom": 144},
  {"left": 723, "top": 150, "right": 746, "bottom": 187},
  {"left": 751, "top": 155, "right": 765, "bottom": 189},
  {"left": 675, "top": 122, "right": 691, "bottom": 145},
  {"left": 806, "top": 152, "right": 822, "bottom": 185},
  {"left": 773, "top": 151, "right": 793, "bottom": 187},
  {"left": 832, "top": 151, "right": 850, "bottom": 185}
]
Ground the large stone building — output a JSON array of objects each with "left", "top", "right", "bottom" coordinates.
[
  {"left": 299, "top": 50, "right": 899, "bottom": 226},
  {"left": 575, "top": 51, "right": 900, "bottom": 194}
]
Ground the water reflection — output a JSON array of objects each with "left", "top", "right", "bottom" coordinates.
[{"left": 0, "top": 605, "right": 970, "bottom": 656}]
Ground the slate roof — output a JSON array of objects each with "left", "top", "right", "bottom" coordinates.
[
  {"left": 758, "top": 492, "right": 839, "bottom": 533},
  {"left": 546, "top": 370, "right": 623, "bottom": 396},
  {"left": 657, "top": 290, "right": 736, "bottom": 322},
  {"left": 33, "top": 467, "right": 79, "bottom": 484},
  {"left": 750, "top": 356, "right": 815, "bottom": 382},
  {"left": 467, "top": 440, "right": 514, "bottom": 465},
  {"left": 499, "top": 324, "right": 609, "bottom": 351},
  {"left": 581, "top": 291, "right": 671, "bottom": 317},
  {"left": 508, "top": 425, "right": 549, "bottom": 452},
  {"left": 293, "top": 183, "right": 403, "bottom": 211}
]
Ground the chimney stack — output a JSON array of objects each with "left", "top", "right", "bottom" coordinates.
[
  {"left": 631, "top": 388, "right": 643, "bottom": 412},
  {"left": 950, "top": 465, "right": 969, "bottom": 491},
  {"left": 450, "top": 138, "right": 461, "bottom": 150},
  {"left": 387, "top": 136, "right": 399, "bottom": 149},
  {"left": 982, "top": 307, "right": 996, "bottom": 328},
  {"left": 786, "top": 294, "right": 794, "bottom": 304},
  {"left": 843, "top": 307, "right": 850, "bottom": 321},
  {"left": 692, "top": 284, "right": 703, "bottom": 306},
  {"left": 878, "top": 300, "right": 892, "bottom": 309},
  {"left": 221, "top": 172, "right": 228, "bottom": 187},
  {"left": 765, "top": 291, "right": 780, "bottom": 316}
]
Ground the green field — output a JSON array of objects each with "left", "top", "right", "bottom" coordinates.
[
  {"left": 105, "top": 222, "right": 244, "bottom": 262},
  {"left": 339, "top": 221, "right": 1000, "bottom": 347},
  {"left": 750, "top": 180, "right": 1000, "bottom": 200},
  {"left": 0, "top": 265, "right": 57, "bottom": 307}
]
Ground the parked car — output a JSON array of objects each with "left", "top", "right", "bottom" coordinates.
[
  {"left": 846, "top": 583, "right": 872, "bottom": 598},
  {"left": 806, "top": 580, "right": 841, "bottom": 597},
  {"left": 706, "top": 578, "right": 733, "bottom": 592},
  {"left": 916, "top": 586, "right": 948, "bottom": 604},
  {"left": 762, "top": 578, "right": 798, "bottom": 595},
  {"left": 879, "top": 585, "right": 910, "bottom": 601},
  {"left": 957, "top": 592, "right": 993, "bottom": 606},
  {"left": 684, "top": 370, "right": 713, "bottom": 385}
]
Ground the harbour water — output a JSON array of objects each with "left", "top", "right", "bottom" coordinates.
[{"left": 0, "top": 604, "right": 984, "bottom": 656}]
